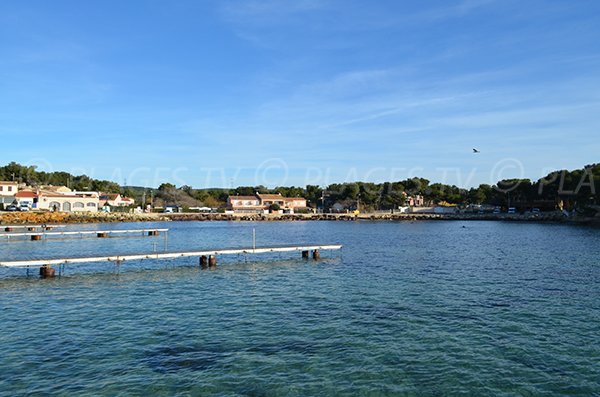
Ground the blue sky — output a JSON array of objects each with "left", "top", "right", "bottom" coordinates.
[{"left": 1, "top": 0, "right": 599, "bottom": 188}]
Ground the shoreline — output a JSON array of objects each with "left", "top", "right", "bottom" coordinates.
[{"left": 1, "top": 211, "right": 599, "bottom": 225}]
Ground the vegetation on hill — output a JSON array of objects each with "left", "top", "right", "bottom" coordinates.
[{"left": 1, "top": 161, "right": 598, "bottom": 211}]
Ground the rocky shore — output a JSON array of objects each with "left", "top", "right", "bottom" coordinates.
[
  {"left": 0, "top": 211, "right": 168, "bottom": 225},
  {"left": 1, "top": 211, "right": 598, "bottom": 225},
  {"left": 166, "top": 211, "right": 597, "bottom": 223}
]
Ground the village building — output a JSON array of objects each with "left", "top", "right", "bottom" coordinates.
[
  {"left": 227, "top": 193, "right": 307, "bottom": 214},
  {"left": 14, "top": 189, "right": 100, "bottom": 212},
  {"left": 39, "top": 191, "right": 100, "bottom": 212},
  {"left": 98, "top": 193, "right": 135, "bottom": 207},
  {"left": 406, "top": 194, "right": 424, "bottom": 207},
  {"left": 14, "top": 191, "right": 37, "bottom": 208},
  {"left": 40, "top": 185, "right": 72, "bottom": 194},
  {"left": 227, "top": 195, "right": 263, "bottom": 213},
  {"left": 0, "top": 181, "right": 18, "bottom": 206}
]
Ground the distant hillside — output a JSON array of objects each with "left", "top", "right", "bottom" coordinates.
[{"left": 2, "top": 161, "right": 598, "bottom": 211}]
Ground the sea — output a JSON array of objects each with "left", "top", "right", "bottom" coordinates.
[{"left": 0, "top": 220, "right": 599, "bottom": 396}]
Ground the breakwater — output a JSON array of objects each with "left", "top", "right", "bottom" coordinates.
[
  {"left": 166, "top": 211, "right": 595, "bottom": 223},
  {"left": 2, "top": 211, "right": 598, "bottom": 225},
  {"left": 0, "top": 211, "right": 168, "bottom": 225}
]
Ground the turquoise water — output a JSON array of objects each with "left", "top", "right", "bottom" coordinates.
[{"left": 0, "top": 221, "right": 599, "bottom": 396}]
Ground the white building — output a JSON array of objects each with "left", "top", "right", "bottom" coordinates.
[
  {"left": 14, "top": 189, "right": 100, "bottom": 212},
  {"left": 0, "top": 181, "right": 18, "bottom": 206}
]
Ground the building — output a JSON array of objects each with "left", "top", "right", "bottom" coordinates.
[
  {"left": 99, "top": 193, "right": 135, "bottom": 207},
  {"left": 14, "top": 189, "right": 100, "bottom": 212},
  {"left": 227, "top": 195, "right": 263, "bottom": 213},
  {"left": 40, "top": 185, "right": 72, "bottom": 194},
  {"left": 14, "top": 191, "right": 37, "bottom": 208},
  {"left": 406, "top": 194, "right": 424, "bottom": 207},
  {"left": 0, "top": 181, "right": 18, "bottom": 206},
  {"left": 38, "top": 191, "right": 100, "bottom": 212},
  {"left": 227, "top": 193, "right": 307, "bottom": 213}
]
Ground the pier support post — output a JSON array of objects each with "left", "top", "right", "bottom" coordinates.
[
  {"left": 31, "top": 235, "right": 42, "bottom": 241},
  {"left": 97, "top": 232, "right": 108, "bottom": 238},
  {"left": 209, "top": 255, "right": 217, "bottom": 268},
  {"left": 200, "top": 255, "right": 208, "bottom": 269},
  {"left": 39, "top": 265, "right": 55, "bottom": 278},
  {"left": 312, "top": 249, "right": 320, "bottom": 260},
  {"left": 302, "top": 250, "right": 309, "bottom": 259}
]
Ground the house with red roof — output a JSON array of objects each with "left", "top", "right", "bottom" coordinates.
[
  {"left": 227, "top": 193, "right": 307, "bottom": 214},
  {"left": 99, "top": 193, "right": 135, "bottom": 207}
]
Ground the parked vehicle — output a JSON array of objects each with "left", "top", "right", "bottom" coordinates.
[
  {"left": 532, "top": 208, "right": 540, "bottom": 214},
  {"left": 507, "top": 207, "right": 516, "bottom": 214},
  {"left": 19, "top": 203, "right": 30, "bottom": 212},
  {"left": 5, "top": 204, "right": 19, "bottom": 212}
]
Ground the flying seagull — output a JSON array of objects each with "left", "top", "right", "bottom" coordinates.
[{"left": 472, "top": 148, "right": 480, "bottom": 153}]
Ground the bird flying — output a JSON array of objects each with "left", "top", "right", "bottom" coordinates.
[{"left": 473, "top": 148, "right": 480, "bottom": 153}]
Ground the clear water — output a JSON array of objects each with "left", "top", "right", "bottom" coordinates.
[{"left": 0, "top": 221, "right": 599, "bottom": 396}]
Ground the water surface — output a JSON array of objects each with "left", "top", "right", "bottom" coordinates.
[{"left": 0, "top": 221, "right": 599, "bottom": 396}]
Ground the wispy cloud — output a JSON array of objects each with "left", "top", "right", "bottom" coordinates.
[
  {"left": 220, "top": 0, "right": 327, "bottom": 24},
  {"left": 419, "top": 0, "right": 499, "bottom": 21}
]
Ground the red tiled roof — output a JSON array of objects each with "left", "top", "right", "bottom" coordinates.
[
  {"left": 257, "top": 194, "right": 283, "bottom": 199},
  {"left": 15, "top": 191, "right": 37, "bottom": 198}
]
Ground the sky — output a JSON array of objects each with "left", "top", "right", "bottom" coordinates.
[{"left": 1, "top": 0, "right": 599, "bottom": 188}]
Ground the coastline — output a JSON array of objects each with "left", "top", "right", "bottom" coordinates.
[{"left": 1, "top": 211, "right": 599, "bottom": 225}]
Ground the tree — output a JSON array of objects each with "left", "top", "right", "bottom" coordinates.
[
  {"left": 305, "top": 185, "right": 322, "bottom": 208},
  {"left": 158, "top": 183, "right": 176, "bottom": 192},
  {"left": 122, "top": 187, "right": 136, "bottom": 198}
]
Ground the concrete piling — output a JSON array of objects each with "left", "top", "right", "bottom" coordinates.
[
  {"left": 39, "top": 265, "right": 55, "bottom": 278},
  {"left": 312, "top": 249, "right": 320, "bottom": 260},
  {"left": 200, "top": 255, "right": 208, "bottom": 268}
]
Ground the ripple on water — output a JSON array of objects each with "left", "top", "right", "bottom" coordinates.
[{"left": 0, "top": 221, "right": 599, "bottom": 396}]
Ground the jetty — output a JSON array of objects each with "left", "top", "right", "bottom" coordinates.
[
  {"left": 0, "top": 228, "right": 168, "bottom": 241},
  {"left": 0, "top": 244, "right": 343, "bottom": 277},
  {"left": 3, "top": 224, "right": 66, "bottom": 232}
]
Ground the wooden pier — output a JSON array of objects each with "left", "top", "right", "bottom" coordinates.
[{"left": 0, "top": 244, "right": 342, "bottom": 277}]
